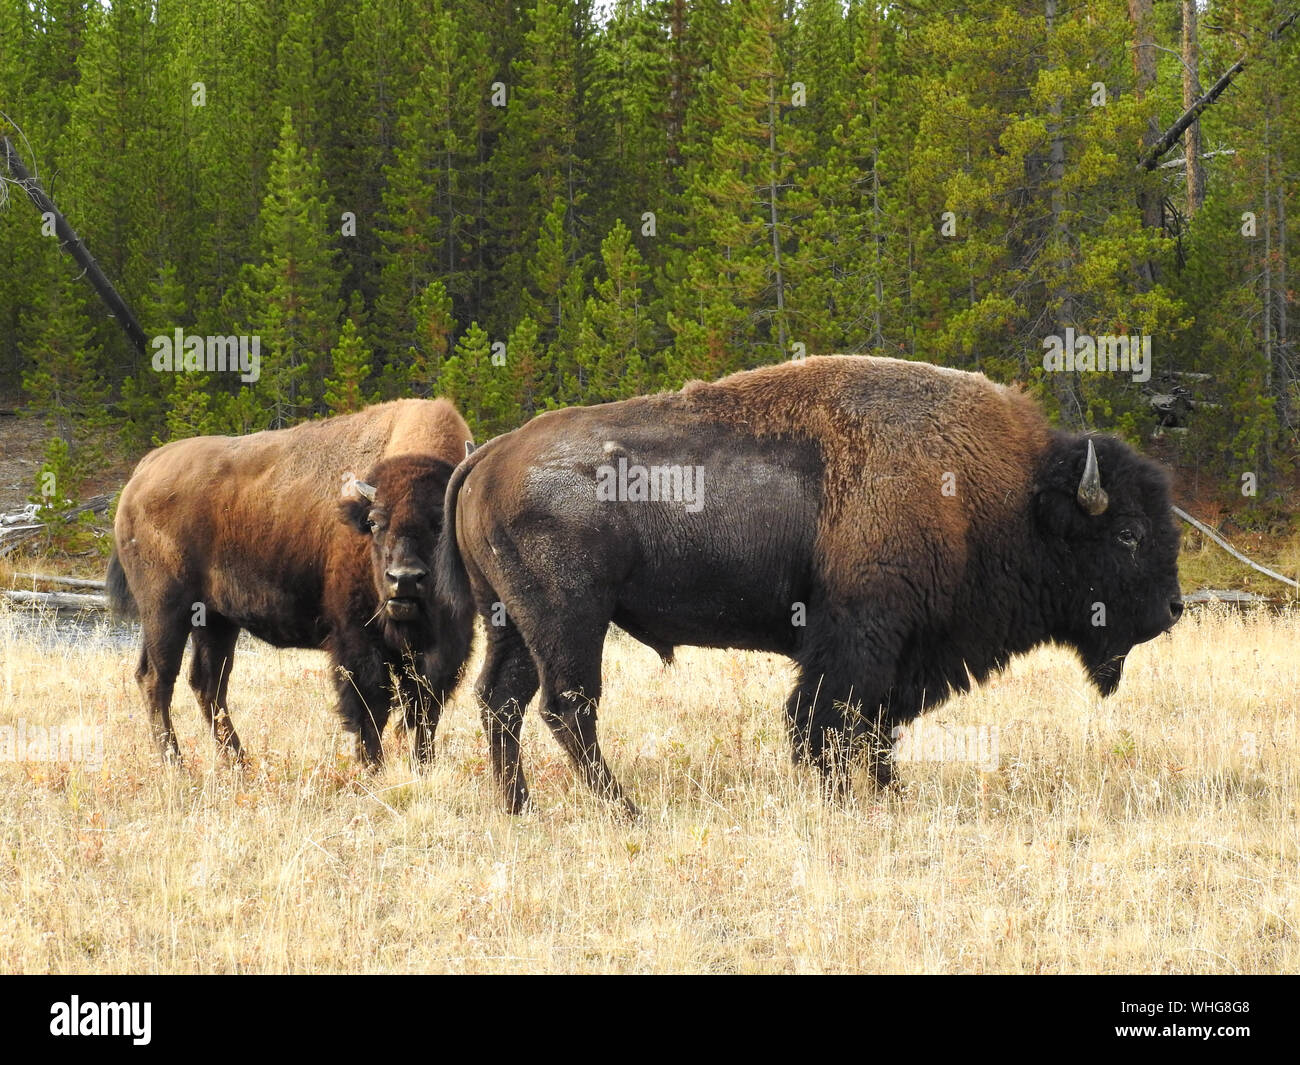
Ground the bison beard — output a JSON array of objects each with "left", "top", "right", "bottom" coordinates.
[{"left": 437, "top": 355, "right": 1183, "bottom": 815}]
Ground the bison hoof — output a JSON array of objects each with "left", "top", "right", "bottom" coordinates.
[
  {"left": 504, "top": 788, "right": 531, "bottom": 815},
  {"left": 354, "top": 737, "right": 385, "bottom": 770},
  {"left": 868, "top": 757, "right": 894, "bottom": 790}
]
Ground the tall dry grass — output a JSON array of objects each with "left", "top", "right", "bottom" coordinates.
[{"left": 0, "top": 603, "right": 1295, "bottom": 973}]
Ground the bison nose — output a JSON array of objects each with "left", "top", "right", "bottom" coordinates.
[
  {"left": 1169, "top": 597, "right": 1184, "bottom": 622},
  {"left": 386, "top": 566, "right": 427, "bottom": 596}
]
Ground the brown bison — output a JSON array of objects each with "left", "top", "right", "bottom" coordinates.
[
  {"left": 108, "top": 399, "right": 473, "bottom": 767},
  {"left": 437, "top": 356, "right": 1183, "bottom": 815}
]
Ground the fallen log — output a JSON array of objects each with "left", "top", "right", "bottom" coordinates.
[
  {"left": 0, "top": 503, "right": 42, "bottom": 526},
  {"left": 1183, "top": 588, "right": 1276, "bottom": 606},
  {"left": 1, "top": 589, "right": 107, "bottom": 612},
  {"left": 0, "top": 495, "right": 112, "bottom": 557},
  {"left": 11, "top": 573, "right": 106, "bottom": 590},
  {"left": 1173, "top": 506, "right": 1299, "bottom": 590}
]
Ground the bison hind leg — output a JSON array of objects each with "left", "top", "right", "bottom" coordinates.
[
  {"left": 134, "top": 623, "right": 188, "bottom": 766},
  {"left": 532, "top": 632, "right": 638, "bottom": 820},
  {"left": 474, "top": 619, "right": 540, "bottom": 814},
  {"left": 188, "top": 614, "right": 244, "bottom": 764}
]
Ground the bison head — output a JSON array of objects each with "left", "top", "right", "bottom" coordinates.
[
  {"left": 341, "top": 455, "right": 456, "bottom": 630},
  {"left": 1034, "top": 434, "right": 1183, "bottom": 695}
]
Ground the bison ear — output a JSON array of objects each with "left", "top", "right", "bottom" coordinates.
[
  {"left": 339, "top": 496, "right": 373, "bottom": 534},
  {"left": 464, "top": 440, "right": 476, "bottom": 458}
]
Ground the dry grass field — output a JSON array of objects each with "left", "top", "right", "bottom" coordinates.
[{"left": 0, "top": 601, "right": 1295, "bottom": 974}]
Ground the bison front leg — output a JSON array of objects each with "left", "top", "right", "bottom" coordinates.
[
  {"left": 786, "top": 682, "right": 872, "bottom": 797},
  {"left": 398, "top": 659, "right": 453, "bottom": 767},
  {"left": 788, "top": 624, "right": 901, "bottom": 797},
  {"left": 334, "top": 643, "right": 391, "bottom": 769},
  {"left": 402, "top": 616, "right": 472, "bottom": 768},
  {"left": 399, "top": 671, "right": 439, "bottom": 766}
]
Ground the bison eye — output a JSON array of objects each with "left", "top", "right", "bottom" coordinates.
[
  {"left": 367, "top": 519, "right": 382, "bottom": 533},
  {"left": 1117, "top": 529, "right": 1141, "bottom": 550}
]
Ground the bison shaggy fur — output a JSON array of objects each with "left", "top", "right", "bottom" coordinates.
[{"left": 437, "top": 356, "right": 1183, "bottom": 815}]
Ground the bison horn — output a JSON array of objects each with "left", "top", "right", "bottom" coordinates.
[
  {"left": 1076, "top": 439, "right": 1109, "bottom": 516},
  {"left": 354, "top": 480, "right": 377, "bottom": 503}
]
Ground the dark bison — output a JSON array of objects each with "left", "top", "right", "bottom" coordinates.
[
  {"left": 437, "top": 355, "right": 1183, "bottom": 815},
  {"left": 108, "top": 399, "right": 473, "bottom": 767}
]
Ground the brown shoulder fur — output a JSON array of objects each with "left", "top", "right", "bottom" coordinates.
[{"left": 679, "top": 355, "right": 1050, "bottom": 593}]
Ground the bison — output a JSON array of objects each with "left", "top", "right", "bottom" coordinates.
[
  {"left": 108, "top": 399, "right": 473, "bottom": 767},
  {"left": 437, "top": 355, "right": 1183, "bottom": 815}
]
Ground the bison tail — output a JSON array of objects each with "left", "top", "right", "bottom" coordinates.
[
  {"left": 105, "top": 550, "right": 138, "bottom": 618},
  {"left": 435, "top": 447, "right": 479, "bottom": 624}
]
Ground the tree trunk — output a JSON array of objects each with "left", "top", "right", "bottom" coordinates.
[
  {"left": 1181, "top": 0, "right": 1205, "bottom": 215},
  {"left": 1263, "top": 113, "right": 1273, "bottom": 413},
  {"left": 1129, "top": 0, "right": 1161, "bottom": 286},
  {"left": 1276, "top": 151, "right": 1292, "bottom": 430},
  {"left": 871, "top": 147, "right": 884, "bottom": 349},
  {"left": 2, "top": 136, "right": 148, "bottom": 357},
  {"left": 1047, "top": 0, "right": 1082, "bottom": 426},
  {"left": 766, "top": 57, "right": 788, "bottom": 356}
]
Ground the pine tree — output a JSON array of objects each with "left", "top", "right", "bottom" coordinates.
[
  {"left": 526, "top": 196, "right": 590, "bottom": 404},
  {"left": 158, "top": 371, "right": 222, "bottom": 444},
  {"left": 174, "top": 0, "right": 279, "bottom": 340},
  {"left": 573, "top": 219, "right": 652, "bottom": 402},
  {"left": 238, "top": 108, "right": 343, "bottom": 427},
  {"left": 120, "top": 261, "right": 189, "bottom": 453},
  {"left": 412, "top": 280, "right": 456, "bottom": 399},
  {"left": 782, "top": 3, "right": 905, "bottom": 358},
  {"left": 586, "top": 1, "right": 671, "bottom": 257},
  {"left": 374, "top": 2, "right": 486, "bottom": 358},
  {"left": 664, "top": 0, "right": 810, "bottom": 378},
  {"left": 324, "top": 307, "right": 375, "bottom": 415},
  {"left": 20, "top": 268, "right": 110, "bottom": 550},
  {"left": 487, "top": 0, "right": 585, "bottom": 334},
  {"left": 20, "top": 272, "right": 108, "bottom": 454},
  {"left": 439, "top": 321, "right": 507, "bottom": 438},
  {"left": 498, "top": 314, "right": 547, "bottom": 426}
]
